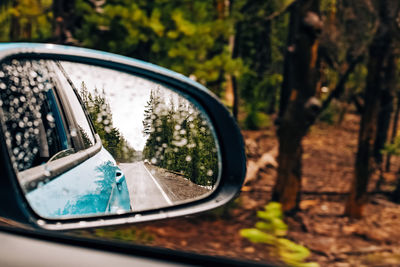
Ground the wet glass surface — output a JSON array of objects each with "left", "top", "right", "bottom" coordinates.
[{"left": 0, "top": 59, "right": 221, "bottom": 219}]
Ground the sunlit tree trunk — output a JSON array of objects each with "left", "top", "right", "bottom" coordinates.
[
  {"left": 272, "top": 0, "right": 322, "bottom": 212},
  {"left": 345, "top": 0, "right": 399, "bottom": 218}
]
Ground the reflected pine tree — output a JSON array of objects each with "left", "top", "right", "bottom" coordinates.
[
  {"left": 79, "top": 82, "right": 137, "bottom": 162},
  {"left": 142, "top": 89, "right": 218, "bottom": 187}
]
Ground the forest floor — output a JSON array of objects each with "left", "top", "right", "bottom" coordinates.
[{"left": 78, "top": 113, "right": 400, "bottom": 266}]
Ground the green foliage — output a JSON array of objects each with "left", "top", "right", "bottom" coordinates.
[
  {"left": 235, "top": 0, "right": 287, "bottom": 115},
  {"left": 0, "top": 0, "right": 53, "bottom": 42},
  {"left": 79, "top": 82, "right": 138, "bottom": 162},
  {"left": 318, "top": 100, "right": 341, "bottom": 124},
  {"left": 240, "top": 202, "right": 319, "bottom": 267},
  {"left": 244, "top": 111, "right": 271, "bottom": 130},
  {"left": 142, "top": 89, "right": 218, "bottom": 187},
  {"left": 72, "top": 0, "right": 243, "bottom": 96},
  {"left": 382, "top": 135, "right": 400, "bottom": 156}
]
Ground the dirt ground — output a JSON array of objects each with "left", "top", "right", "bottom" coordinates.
[{"left": 79, "top": 113, "right": 400, "bottom": 266}]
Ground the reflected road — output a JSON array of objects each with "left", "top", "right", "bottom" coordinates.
[{"left": 119, "top": 161, "right": 172, "bottom": 212}]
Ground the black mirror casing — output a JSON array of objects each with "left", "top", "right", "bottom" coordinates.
[{"left": 0, "top": 43, "right": 246, "bottom": 230}]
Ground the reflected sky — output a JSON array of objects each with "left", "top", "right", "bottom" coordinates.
[{"left": 61, "top": 61, "right": 183, "bottom": 151}]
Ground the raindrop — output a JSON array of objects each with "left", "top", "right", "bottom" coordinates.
[
  {"left": 46, "top": 113, "right": 55, "bottom": 122},
  {"left": 62, "top": 188, "right": 69, "bottom": 195},
  {"left": 185, "top": 155, "right": 192, "bottom": 162},
  {"left": 29, "top": 70, "right": 38, "bottom": 78},
  {"left": 207, "top": 170, "right": 213, "bottom": 176},
  {"left": 70, "top": 128, "right": 77, "bottom": 137},
  {"left": 43, "top": 166, "right": 51, "bottom": 177},
  {"left": 37, "top": 181, "right": 44, "bottom": 188}
]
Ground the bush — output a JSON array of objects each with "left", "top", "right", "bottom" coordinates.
[{"left": 244, "top": 111, "right": 271, "bottom": 130}]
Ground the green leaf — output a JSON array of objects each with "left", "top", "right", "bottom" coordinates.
[
  {"left": 278, "top": 238, "right": 311, "bottom": 261},
  {"left": 240, "top": 229, "right": 276, "bottom": 244}
]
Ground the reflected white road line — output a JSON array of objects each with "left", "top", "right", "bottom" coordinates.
[{"left": 142, "top": 164, "right": 173, "bottom": 205}]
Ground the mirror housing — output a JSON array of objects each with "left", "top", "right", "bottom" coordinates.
[{"left": 0, "top": 43, "right": 246, "bottom": 230}]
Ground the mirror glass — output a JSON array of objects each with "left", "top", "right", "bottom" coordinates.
[{"left": 0, "top": 58, "right": 220, "bottom": 219}]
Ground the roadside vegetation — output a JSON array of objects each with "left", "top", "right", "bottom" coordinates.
[
  {"left": 142, "top": 88, "right": 218, "bottom": 187},
  {"left": 79, "top": 82, "right": 138, "bottom": 163}
]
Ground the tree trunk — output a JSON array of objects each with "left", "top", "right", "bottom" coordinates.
[
  {"left": 386, "top": 91, "right": 400, "bottom": 171},
  {"left": 52, "top": 0, "right": 76, "bottom": 44},
  {"left": 10, "top": 0, "right": 20, "bottom": 40},
  {"left": 272, "top": 0, "right": 322, "bottom": 213},
  {"left": 373, "top": 83, "right": 394, "bottom": 165},
  {"left": 277, "top": 2, "right": 298, "bottom": 120},
  {"left": 345, "top": 0, "right": 399, "bottom": 218}
]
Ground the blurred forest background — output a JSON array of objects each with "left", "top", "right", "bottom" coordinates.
[{"left": 1, "top": 0, "right": 400, "bottom": 265}]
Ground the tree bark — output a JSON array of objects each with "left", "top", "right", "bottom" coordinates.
[
  {"left": 386, "top": 91, "right": 400, "bottom": 171},
  {"left": 272, "top": 0, "right": 322, "bottom": 212},
  {"left": 10, "top": 0, "right": 20, "bottom": 40},
  {"left": 52, "top": 0, "right": 76, "bottom": 44},
  {"left": 345, "top": 0, "right": 399, "bottom": 218}
]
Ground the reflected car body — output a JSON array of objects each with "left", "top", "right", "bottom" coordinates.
[{"left": 26, "top": 148, "right": 131, "bottom": 217}]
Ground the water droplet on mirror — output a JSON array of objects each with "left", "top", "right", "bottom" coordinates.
[
  {"left": 43, "top": 166, "right": 51, "bottom": 177},
  {"left": 185, "top": 155, "right": 192, "bottom": 162},
  {"left": 207, "top": 170, "right": 213, "bottom": 176},
  {"left": 70, "top": 128, "right": 77, "bottom": 137},
  {"left": 151, "top": 158, "right": 157, "bottom": 164},
  {"left": 46, "top": 113, "right": 55, "bottom": 123},
  {"left": 29, "top": 70, "right": 37, "bottom": 78},
  {"left": 62, "top": 188, "right": 69, "bottom": 195},
  {"left": 37, "top": 220, "right": 45, "bottom": 226}
]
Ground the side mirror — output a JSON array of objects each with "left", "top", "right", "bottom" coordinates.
[{"left": 0, "top": 43, "right": 245, "bottom": 230}]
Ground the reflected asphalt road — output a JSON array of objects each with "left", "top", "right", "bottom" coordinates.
[{"left": 119, "top": 161, "right": 172, "bottom": 212}]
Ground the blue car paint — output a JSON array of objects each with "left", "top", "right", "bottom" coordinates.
[{"left": 26, "top": 147, "right": 130, "bottom": 218}]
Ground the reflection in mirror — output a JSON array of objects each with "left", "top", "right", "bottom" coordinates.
[{"left": 0, "top": 59, "right": 220, "bottom": 219}]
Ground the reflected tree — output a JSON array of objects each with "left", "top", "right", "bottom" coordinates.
[{"left": 142, "top": 89, "right": 218, "bottom": 187}]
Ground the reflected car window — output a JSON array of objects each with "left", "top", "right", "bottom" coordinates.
[
  {"left": 0, "top": 59, "right": 74, "bottom": 171},
  {"left": 52, "top": 62, "right": 96, "bottom": 149}
]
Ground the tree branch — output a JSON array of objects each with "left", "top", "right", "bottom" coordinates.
[
  {"left": 265, "top": 0, "right": 298, "bottom": 21},
  {"left": 317, "top": 53, "right": 364, "bottom": 116}
]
